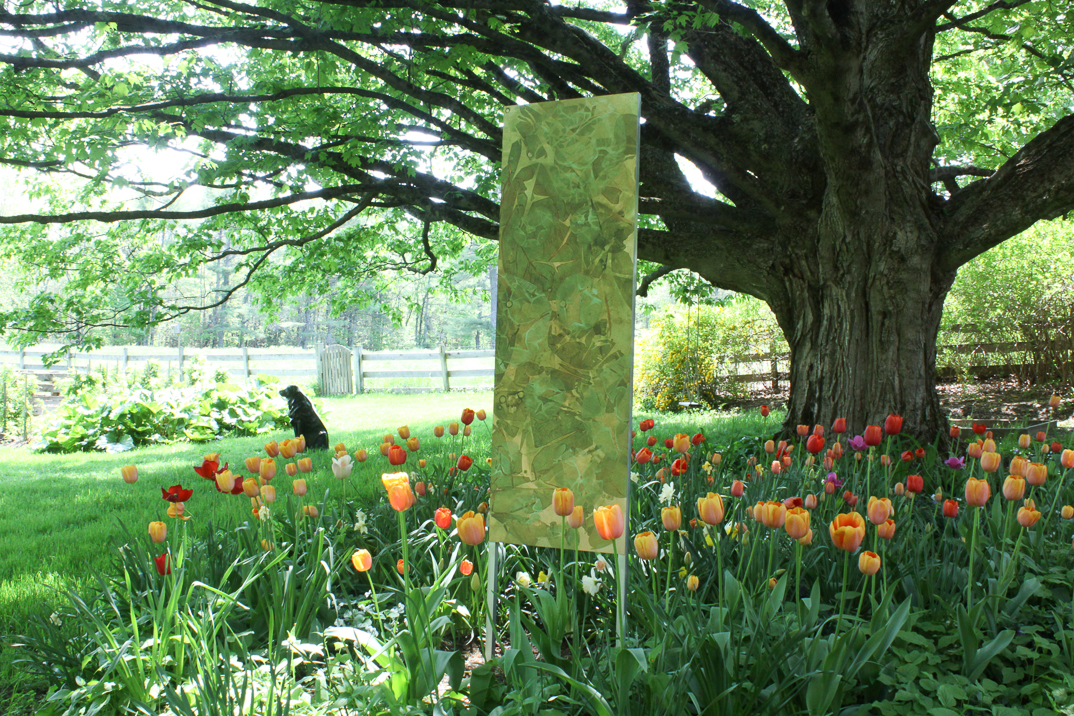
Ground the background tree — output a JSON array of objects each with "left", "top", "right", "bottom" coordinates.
[{"left": 0, "top": 0, "right": 1072, "bottom": 439}]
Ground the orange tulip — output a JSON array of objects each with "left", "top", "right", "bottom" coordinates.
[
  {"left": 553, "top": 488, "right": 575, "bottom": 517},
  {"left": 388, "top": 445, "right": 407, "bottom": 466},
  {"left": 434, "top": 426, "right": 445, "bottom": 438},
  {"left": 397, "top": 425, "right": 410, "bottom": 440},
  {"left": 333, "top": 442, "right": 346, "bottom": 454},
  {"left": 477, "top": 408, "right": 487, "bottom": 421},
  {"left": 894, "top": 482, "right": 905, "bottom": 496},
  {"left": 1062, "top": 505, "right": 1074, "bottom": 520},
  {"left": 687, "top": 574, "right": 700, "bottom": 591},
  {"left": 1050, "top": 394, "right": 1062, "bottom": 409},
  {"left": 980, "top": 451, "right": 1001, "bottom": 473},
  {"left": 242, "top": 477, "right": 260, "bottom": 498},
  {"left": 634, "top": 531, "right": 659, "bottom": 560},
  {"left": 1062, "top": 449, "right": 1074, "bottom": 470},
  {"left": 457, "top": 511, "right": 485, "bottom": 545},
  {"left": 859, "top": 550, "right": 881, "bottom": 575},
  {"left": 379, "top": 442, "right": 391, "bottom": 457},
  {"left": 461, "top": 408, "right": 475, "bottom": 425},
  {"left": 764, "top": 440, "right": 775, "bottom": 454},
  {"left": 354, "top": 449, "right": 368, "bottom": 463},
  {"left": 966, "top": 441, "right": 983, "bottom": 459},
  {"left": 303, "top": 505, "right": 319, "bottom": 518},
  {"left": 216, "top": 470, "right": 236, "bottom": 493},
  {"left": 784, "top": 507, "right": 810, "bottom": 540},
  {"left": 673, "top": 433, "right": 691, "bottom": 454},
  {"left": 731, "top": 480, "right": 744, "bottom": 497},
  {"left": 950, "top": 425, "right": 961, "bottom": 439},
  {"left": 759, "top": 500, "right": 787, "bottom": 529},
  {"left": 388, "top": 481, "right": 415, "bottom": 512},
  {"left": 120, "top": 465, "right": 139, "bottom": 484},
  {"left": 285, "top": 463, "right": 298, "bottom": 477},
  {"left": 448, "top": 422, "right": 459, "bottom": 435},
  {"left": 243, "top": 456, "right": 261, "bottom": 474},
  {"left": 1026, "top": 462, "right": 1047, "bottom": 486},
  {"left": 296, "top": 435, "right": 306, "bottom": 453},
  {"left": 406, "top": 437, "right": 420, "bottom": 452},
  {"left": 965, "top": 477, "right": 990, "bottom": 507},
  {"left": 804, "top": 493, "right": 818, "bottom": 509},
  {"left": 568, "top": 505, "right": 584, "bottom": 529},
  {"left": 877, "top": 518, "right": 896, "bottom": 540},
  {"left": 796, "top": 424, "right": 809, "bottom": 437},
  {"left": 829, "top": 512, "right": 866, "bottom": 551},
  {"left": 260, "top": 485, "right": 276, "bottom": 504},
  {"left": 832, "top": 418, "right": 847, "bottom": 434},
  {"left": 1009, "top": 455, "right": 1029, "bottom": 477},
  {"left": 1018, "top": 433, "right": 1032, "bottom": 450},
  {"left": 1017, "top": 504, "right": 1041, "bottom": 528},
  {"left": 292, "top": 479, "right": 308, "bottom": 496},
  {"left": 148, "top": 521, "right": 167, "bottom": 543},
  {"left": 661, "top": 506, "right": 682, "bottom": 531},
  {"left": 1001, "top": 475, "right": 1025, "bottom": 501},
  {"left": 460, "top": 559, "right": 474, "bottom": 576},
  {"left": 297, "top": 457, "right": 313, "bottom": 473},
  {"left": 434, "top": 507, "right": 453, "bottom": 529},
  {"left": 594, "top": 504, "right": 626, "bottom": 541},
  {"left": 982, "top": 438, "right": 997, "bottom": 453},
  {"left": 867, "top": 497, "right": 892, "bottom": 525},
  {"left": 697, "top": 493, "right": 726, "bottom": 525},
  {"left": 798, "top": 528, "right": 814, "bottom": 545},
  {"left": 397, "top": 559, "right": 406, "bottom": 575},
  {"left": 942, "top": 499, "right": 959, "bottom": 518},
  {"left": 259, "top": 458, "right": 277, "bottom": 482},
  {"left": 352, "top": 549, "right": 372, "bottom": 572},
  {"left": 264, "top": 441, "right": 280, "bottom": 457},
  {"left": 279, "top": 439, "right": 297, "bottom": 459}
]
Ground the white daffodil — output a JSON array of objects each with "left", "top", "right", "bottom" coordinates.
[
  {"left": 353, "top": 509, "right": 368, "bottom": 535},
  {"left": 516, "top": 571, "right": 532, "bottom": 589},
  {"left": 630, "top": 471, "right": 640, "bottom": 484},
  {"left": 582, "top": 575, "right": 600, "bottom": 595},
  {"left": 659, "top": 481, "right": 676, "bottom": 506},
  {"left": 258, "top": 505, "right": 271, "bottom": 521}
]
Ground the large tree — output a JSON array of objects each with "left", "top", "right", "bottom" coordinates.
[{"left": 0, "top": 0, "right": 1072, "bottom": 439}]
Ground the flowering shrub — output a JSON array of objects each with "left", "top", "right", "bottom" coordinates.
[{"left": 634, "top": 296, "right": 787, "bottom": 410}]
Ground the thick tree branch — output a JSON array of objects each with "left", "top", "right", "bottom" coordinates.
[
  {"left": 935, "top": 0, "right": 1032, "bottom": 31},
  {"left": 941, "top": 113, "right": 1074, "bottom": 271}
]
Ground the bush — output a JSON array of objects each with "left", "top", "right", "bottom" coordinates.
[
  {"left": 35, "top": 382, "right": 291, "bottom": 453},
  {"left": 634, "top": 296, "right": 787, "bottom": 411}
]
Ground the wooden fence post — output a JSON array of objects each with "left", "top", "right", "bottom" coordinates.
[
  {"left": 66, "top": 350, "right": 72, "bottom": 373},
  {"left": 242, "top": 347, "right": 251, "bottom": 384},
  {"left": 18, "top": 348, "right": 24, "bottom": 370},
  {"left": 1, "top": 379, "right": 7, "bottom": 434},
  {"left": 770, "top": 344, "right": 779, "bottom": 392},
  {"left": 22, "top": 374, "right": 29, "bottom": 441},
  {"left": 354, "top": 345, "right": 363, "bottom": 394},
  {"left": 439, "top": 344, "right": 450, "bottom": 392},
  {"left": 177, "top": 345, "right": 185, "bottom": 382},
  {"left": 121, "top": 346, "right": 129, "bottom": 376}
]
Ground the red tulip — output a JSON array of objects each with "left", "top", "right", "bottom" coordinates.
[
  {"left": 635, "top": 447, "right": 653, "bottom": 464},
  {"left": 942, "top": 499, "right": 959, "bottom": 518},
  {"left": 915, "top": 448, "right": 926, "bottom": 460},
  {"left": 806, "top": 434, "right": 825, "bottom": 454},
  {"left": 972, "top": 422, "right": 987, "bottom": 435},
  {"left": 950, "top": 425, "right": 961, "bottom": 439},
  {"left": 461, "top": 408, "right": 475, "bottom": 425},
  {"left": 435, "top": 507, "right": 453, "bottom": 529},
  {"left": 154, "top": 554, "right": 171, "bottom": 575},
  {"left": 863, "top": 425, "right": 882, "bottom": 447},
  {"left": 692, "top": 432, "right": 704, "bottom": 446},
  {"left": 193, "top": 459, "right": 219, "bottom": 480},
  {"left": 731, "top": 479, "right": 744, "bottom": 497},
  {"left": 884, "top": 414, "right": 903, "bottom": 436},
  {"left": 388, "top": 444, "right": 407, "bottom": 466},
  {"left": 901, "top": 450, "right": 914, "bottom": 462},
  {"left": 161, "top": 484, "right": 194, "bottom": 502},
  {"left": 760, "top": 405, "right": 770, "bottom": 417},
  {"left": 457, "top": 454, "right": 473, "bottom": 471},
  {"left": 832, "top": 418, "right": 847, "bottom": 434}
]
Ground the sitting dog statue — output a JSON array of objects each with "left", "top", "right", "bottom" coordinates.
[{"left": 279, "top": 385, "right": 330, "bottom": 450}]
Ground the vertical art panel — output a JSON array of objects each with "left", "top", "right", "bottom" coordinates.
[{"left": 490, "top": 93, "right": 640, "bottom": 554}]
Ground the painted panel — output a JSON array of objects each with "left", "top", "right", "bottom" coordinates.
[{"left": 489, "top": 93, "right": 640, "bottom": 554}]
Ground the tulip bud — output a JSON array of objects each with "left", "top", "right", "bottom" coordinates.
[
  {"left": 1062, "top": 505, "right": 1074, "bottom": 520},
  {"left": 832, "top": 418, "right": 847, "bottom": 434},
  {"left": 804, "top": 493, "right": 818, "bottom": 509},
  {"left": 687, "top": 574, "right": 700, "bottom": 591},
  {"left": 148, "top": 521, "right": 167, "bottom": 543},
  {"left": 292, "top": 479, "right": 307, "bottom": 496},
  {"left": 661, "top": 506, "right": 682, "bottom": 532},
  {"left": 477, "top": 501, "right": 488, "bottom": 514},
  {"left": 858, "top": 550, "right": 881, "bottom": 575},
  {"left": 121, "top": 465, "right": 139, "bottom": 484},
  {"left": 964, "top": 477, "right": 990, "bottom": 507},
  {"left": 568, "top": 505, "right": 584, "bottom": 529},
  {"left": 867, "top": 497, "right": 892, "bottom": 525},
  {"left": 1017, "top": 504, "right": 1041, "bottom": 528},
  {"left": 407, "top": 437, "right": 420, "bottom": 452},
  {"left": 260, "top": 485, "right": 276, "bottom": 504},
  {"left": 942, "top": 499, "right": 959, "bottom": 518},
  {"left": 449, "top": 422, "right": 459, "bottom": 436},
  {"left": 907, "top": 474, "right": 923, "bottom": 493},
  {"left": 764, "top": 439, "right": 775, "bottom": 454},
  {"left": 553, "top": 488, "right": 575, "bottom": 517},
  {"left": 303, "top": 505, "right": 319, "bottom": 518},
  {"left": 980, "top": 451, "right": 1001, "bottom": 473},
  {"left": 731, "top": 480, "right": 745, "bottom": 497},
  {"left": 894, "top": 482, "right": 905, "bottom": 496},
  {"left": 1018, "top": 433, "right": 1031, "bottom": 450},
  {"left": 1062, "top": 450, "right": 1074, "bottom": 470},
  {"left": 1050, "top": 394, "right": 1062, "bottom": 409}
]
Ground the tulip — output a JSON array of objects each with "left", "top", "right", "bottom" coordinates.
[
  {"left": 798, "top": 528, "right": 814, "bottom": 545},
  {"left": 760, "top": 405, "right": 770, "bottom": 417},
  {"left": 414, "top": 481, "right": 426, "bottom": 497},
  {"left": 263, "top": 440, "right": 280, "bottom": 457},
  {"left": 806, "top": 434, "right": 825, "bottom": 454},
  {"left": 567, "top": 505, "right": 584, "bottom": 529},
  {"left": 1018, "top": 433, "right": 1032, "bottom": 450},
  {"left": 759, "top": 500, "right": 787, "bottom": 529},
  {"left": 448, "top": 422, "right": 459, "bottom": 435},
  {"left": 1052, "top": 441, "right": 1064, "bottom": 454},
  {"left": 687, "top": 574, "right": 700, "bottom": 591},
  {"left": 460, "top": 559, "right": 474, "bottom": 576},
  {"left": 461, "top": 408, "right": 475, "bottom": 425},
  {"left": 167, "top": 502, "right": 190, "bottom": 520},
  {"left": 884, "top": 414, "right": 903, "bottom": 436},
  {"left": 832, "top": 417, "right": 847, "bottom": 434},
  {"left": 553, "top": 488, "right": 575, "bottom": 517},
  {"left": 457, "top": 454, "right": 473, "bottom": 471},
  {"left": 1017, "top": 504, "right": 1041, "bottom": 528},
  {"left": 457, "top": 511, "right": 485, "bottom": 545},
  {"left": 434, "top": 507, "right": 453, "bottom": 530},
  {"left": 154, "top": 554, "right": 171, "bottom": 575},
  {"left": 950, "top": 425, "right": 961, "bottom": 439},
  {"left": 783, "top": 496, "right": 803, "bottom": 509},
  {"left": 832, "top": 442, "right": 844, "bottom": 459},
  {"left": 671, "top": 457, "right": 688, "bottom": 477},
  {"left": 692, "top": 432, "right": 704, "bottom": 446},
  {"left": 967, "top": 442, "right": 983, "bottom": 459},
  {"left": 1010, "top": 455, "right": 1029, "bottom": 477},
  {"left": 804, "top": 493, "right": 818, "bottom": 509},
  {"left": 629, "top": 531, "right": 659, "bottom": 560},
  {"left": 843, "top": 491, "right": 859, "bottom": 507},
  {"left": 279, "top": 439, "right": 297, "bottom": 459},
  {"left": 711, "top": 453, "right": 722, "bottom": 466},
  {"left": 901, "top": 450, "right": 914, "bottom": 462},
  {"left": 397, "top": 559, "right": 406, "bottom": 575},
  {"left": 825, "top": 480, "right": 836, "bottom": 495},
  {"left": 647, "top": 435, "right": 657, "bottom": 447},
  {"left": 244, "top": 456, "right": 262, "bottom": 474},
  {"left": 784, "top": 507, "right": 810, "bottom": 540},
  {"left": 216, "top": 470, "right": 237, "bottom": 493},
  {"left": 388, "top": 481, "right": 415, "bottom": 512},
  {"left": 1026, "top": 462, "right": 1047, "bottom": 486},
  {"left": 859, "top": 551, "right": 881, "bottom": 575},
  {"left": 829, "top": 512, "right": 866, "bottom": 551},
  {"left": 239, "top": 477, "right": 258, "bottom": 498},
  {"left": 148, "top": 521, "right": 167, "bottom": 543},
  {"left": 351, "top": 548, "right": 372, "bottom": 572},
  {"left": 635, "top": 447, "right": 653, "bottom": 464},
  {"left": 662, "top": 505, "right": 682, "bottom": 531},
  {"left": 1062, "top": 450, "right": 1074, "bottom": 470},
  {"left": 972, "top": 422, "right": 987, "bottom": 435},
  {"left": 877, "top": 519, "right": 896, "bottom": 540},
  {"left": 295, "top": 435, "right": 306, "bottom": 452},
  {"left": 294, "top": 457, "right": 311, "bottom": 473},
  {"left": 594, "top": 504, "right": 626, "bottom": 541},
  {"left": 983, "top": 438, "right": 997, "bottom": 453},
  {"left": 863, "top": 425, "right": 882, "bottom": 446},
  {"left": 771, "top": 460, "right": 782, "bottom": 474},
  {"left": 406, "top": 437, "right": 420, "bottom": 452},
  {"left": 942, "top": 499, "right": 959, "bottom": 518},
  {"left": 764, "top": 439, "right": 775, "bottom": 454},
  {"left": 119, "top": 464, "right": 139, "bottom": 484},
  {"left": 292, "top": 479, "right": 307, "bottom": 496},
  {"left": 656, "top": 468, "right": 667, "bottom": 483},
  {"left": 867, "top": 497, "right": 892, "bottom": 525},
  {"left": 476, "top": 408, "right": 487, "bottom": 421},
  {"left": 697, "top": 493, "right": 725, "bottom": 525},
  {"left": 1062, "top": 505, "right": 1074, "bottom": 520},
  {"left": 285, "top": 463, "right": 298, "bottom": 477},
  {"left": 794, "top": 424, "right": 807, "bottom": 437},
  {"left": 979, "top": 452, "right": 1001, "bottom": 473},
  {"left": 965, "top": 477, "right": 990, "bottom": 507},
  {"left": 673, "top": 433, "right": 691, "bottom": 453},
  {"left": 880, "top": 455, "right": 892, "bottom": 467},
  {"left": 894, "top": 482, "right": 905, "bottom": 496},
  {"left": 331, "top": 455, "right": 353, "bottom": 479},
  {"left": 1050, "top": 394, "right": 1062, "bottom": 409},
  {"left": 433, "top": 425, "right": 445, "bottom": 438},
  {"left": 731, "top": 480, "right": 745, "bottom": 497},
  {"left": 303, "top": 505, "right": 319, "bottom": 518},
  {"left": 260, "top": 485, "right": 276, "bottom": 504}
]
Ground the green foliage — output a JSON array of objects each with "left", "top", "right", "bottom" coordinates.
[
  {"left": 634, "top": 296, "right": 787, "bottom": 411},
  {"left": 35, "top": 382, "right": 290, "bottom": 453}
]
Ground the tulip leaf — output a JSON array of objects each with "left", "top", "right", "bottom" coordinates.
[
  {"left": 1002, "top": 578, "right": 1041, "bottom": 618},
  {"left": 518, "top": 662, "right": 615, "bottom": 716},
  {"left": 967, "top": 629, "right": 1015, "bottom": 680}
]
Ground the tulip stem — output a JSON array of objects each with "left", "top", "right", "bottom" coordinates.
[
  {"left": 367, "top": 572, "right": 386, "bottom": 635},
  {"left": 716, "top": 527, "right": 725, "bottom": 609},
  {"left": 665, "top": 534, "right": 674, "bottom": 612},
  {"left": 967, "top": 507, "right": 980, "bottom": 611},
  {"left": 836, "top": 550, "right": 850, "bottom": 639},
  {"left": 794, "top": 541, "right": 802, "bottom": 615},
  {"left": 1043, "top": 467, "right": 1071, "bottom": 538}
]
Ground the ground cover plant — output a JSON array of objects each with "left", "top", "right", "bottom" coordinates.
[{"left": 2, "top": 391, "right": 1073, "bottom": 715}]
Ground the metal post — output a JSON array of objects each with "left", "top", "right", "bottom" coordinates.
[
  {"left": 177, "top": 345, "right": 185, "bottom": 382},
  {"left": 242, "top": 346, "right": 251, "bottom": 383},
  {"left": 353, "top": 345, "right": 363, "bottom": 395},
  {"left": 121, "top": 346, "right": 129, "bottom": 375},
  {"left": 18, "top": 348, "right": 24, "bottom": 370}
]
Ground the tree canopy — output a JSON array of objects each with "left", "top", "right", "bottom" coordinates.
[{"left": 0, "top": 0, "right": 1072, "bottom": 436}]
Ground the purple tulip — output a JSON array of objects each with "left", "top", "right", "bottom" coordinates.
[
  {"left": 944, "top": 456, "right": 966, "bottom": 470},
  {"left": 825, "top": 472, "right": 843, "bottom": 488},
  {"left": 848, "top": 435, "right": 867, "bottom": 452}
]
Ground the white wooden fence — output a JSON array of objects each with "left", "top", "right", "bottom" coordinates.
[{"left": 0, "top": 344, "right": 496, "bottom": 395}]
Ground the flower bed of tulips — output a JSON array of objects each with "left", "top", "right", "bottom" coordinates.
[{"left": 11, "top": 400, "right": 1074, "bottom": 716}]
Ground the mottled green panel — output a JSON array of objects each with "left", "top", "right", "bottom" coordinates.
[{"left": 490, "top": 93, "right": 640, "bottom": 554}]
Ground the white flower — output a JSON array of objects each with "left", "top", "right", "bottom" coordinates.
[
  {"left": 516, "top": 571, "right": 531, "bottom": 588},
  {"left": 582, "top": 575, "right": 600, "bottom": 595},
  {"left": 49, "top": 612, "right": 62, "bottom": 627},
  {"left": 332, "top": 455, "right": 354, "bottom": 479},
  {"left": 258, "top": 505, "right": 271, "bottom": 521},
  {"left": 353, "top": 510, "right": 368, "bottom": 535},
  {"left": 659, "top": 481, "right": 676, "bottom": 506},
  {"left": 630, "top": 472, "right": 640, "bottom": 484},
  {"left": 595, "top": 558, "right": 607, "bottom": 572}
]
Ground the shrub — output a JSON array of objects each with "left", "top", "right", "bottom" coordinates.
[
  {"left": 35, "top": 382, "right": 291, "bottom": 453},
  {"left": 634, "top": 296, "right": 787, "bottom": 411}
]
